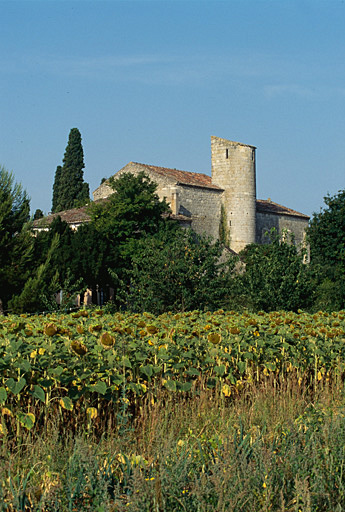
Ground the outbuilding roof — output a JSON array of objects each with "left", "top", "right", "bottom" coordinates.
[
  {"left": 32, "top": 204, "right": 192, "bottom": 229},
  {"left": 32, "top": 205, "right": 92, "bottom": 229}
]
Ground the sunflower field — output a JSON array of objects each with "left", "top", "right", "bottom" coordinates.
[
  {"left": 1, "top": 307, "right": 345, "bottom": 436},
  {"left": 2, "top": 308, "right": 345, "bottom": 511}
]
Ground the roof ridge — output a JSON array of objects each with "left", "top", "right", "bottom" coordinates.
[
  {"left": 256, "top": 198, "right": 309, "bottom": 219},
  {"left": 130, "top": 162, "right": 223, "bottom": 191},
  {"left": 132, "top": 162, "right": 210, "bottom": 177}
]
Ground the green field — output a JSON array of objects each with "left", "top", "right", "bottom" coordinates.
[{"left": 1, "top": 309, "right": 345, "bottom": 511}]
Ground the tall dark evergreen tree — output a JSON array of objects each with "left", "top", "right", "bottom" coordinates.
[
  {"left": 53, "top": 128, "right": 90, "bottom": 212},
  {"left": 51, "top": 165, "right": 62, "bottom": 213}
]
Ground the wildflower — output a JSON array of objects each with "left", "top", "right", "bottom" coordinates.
[{"left": 86, "top": 407, "right": 98, "bottom": 420}]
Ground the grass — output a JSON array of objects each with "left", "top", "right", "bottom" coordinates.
[{"left": 1, "top": 374, "right": 345, "bottom": 511}]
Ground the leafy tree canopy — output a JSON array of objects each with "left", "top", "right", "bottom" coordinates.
[
  {"left": 87, "top": 172, "right": 171, "bottom": 297},
  {"left": 90, "top": 171, "right": 170, "bottom": 244},
  {"left": 237, "top": 229, "right": 312, "bottom": 312},
  {"left": 308, "top": 190, "right": 345, "bottom": 269},
  {"left": 307, "top": 190, "right": 345, "bottom": 310},
  {"left": 33, "top": 208, "right": 44, "bottom": 220},
  {"left": 0, "top": 166, "right": 32, "bottom": 308},
  {"left": 125, "top": 227, "right": 236, "bottom": 314}
]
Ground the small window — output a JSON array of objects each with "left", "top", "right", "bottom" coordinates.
[{"left": 225, "top": 149, "right": 229, "bottom": 159}]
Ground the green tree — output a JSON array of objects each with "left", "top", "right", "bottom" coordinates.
[
  {"left": 8, "top": 234, "right": 60, "bottom": 313},
  {"left": 51, "top": 165, "right": 62, "bottom": 213},
  {"left": 307, "top": 190, "right": 345, "bottom": 309},
  {"left": 33, "top": 208, "right": 44, "bottom": 220},
  {"left": 29, "top": 172, "right": 170, "bottom": 311},
  {"left": 237, "top": 230, "right": 312, "bottom": 312},
  {"left": 70, "top": 222, "right": 113, "bottom": 291},
  {"left": 91, "top": 171, "right": 169, "bottom": 241},
  {"left": 308, "top": 190, "right": 345, "bottom": 268},
  {"left": 53, "top": 128, "right": 90, "bottom": 212},
  {"left": 125, "top": 228, "right": 236, "bottom": 314},
  {"left": 33, "top": 216, "right": 77, "bottom": 286},
  {"left": 88, "top": 172, "right": 171, "bottom": 304},
  {"left": 0, "top": 166, "right": 32, "bottom": 309}
]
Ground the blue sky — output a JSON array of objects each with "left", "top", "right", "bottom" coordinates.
[{"left": 1, "top": 0, "right": 345, "bottom": 218}]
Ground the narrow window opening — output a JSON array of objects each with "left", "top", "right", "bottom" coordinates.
[{"left": 225, "top": 148, "right": 229, "bottom": 159}]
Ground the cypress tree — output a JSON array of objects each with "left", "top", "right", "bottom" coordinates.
[
  {"left": 53, "top": 128, "right": 90, "bottom": 212},
  {"left": 51, "top": 165, "right": 62, "bottom": 213}
]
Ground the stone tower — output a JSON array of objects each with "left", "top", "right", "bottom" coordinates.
[{"left": 211, "top": 136, "right": 257, "bottom": 253}]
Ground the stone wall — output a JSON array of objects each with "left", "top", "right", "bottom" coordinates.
[
  {"left": 177, "top": 185, "right": 222, "bottom": 240},
  {"left": 256, "top": 211, "right": 309, "bottom": 249},
  {"left": 93, "top": 162, "right": 177, "bottom": 202},
  {"left": 92, "top": 138, "right": 310, "bottom": 255},
  {"left": 93, "top": 162, "right": 223, "bottom": 241},
  {"left": 211, "top": 136, "right": 257, "bottom": 253}
]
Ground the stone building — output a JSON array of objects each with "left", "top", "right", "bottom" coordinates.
[{"left": 93, "top": 136, "right": 309, "bottom": 253}]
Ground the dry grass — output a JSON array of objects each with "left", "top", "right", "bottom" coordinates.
[{"left": 1, "top": 375, "right": 345, "bottom": 511}]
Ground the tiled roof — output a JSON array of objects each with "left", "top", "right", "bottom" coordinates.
[
  {"left": 32, "top": 198, "right": 309, "bottom": 230},
  {"left": 33, "top": 206, "right": 193, "bottom": 229},
  {"left": 131, "top": 162, "right": 223, "bottom": 191},
  {"left": 163, "top": 212, "right": 192, "bottom": 223},
  {"left": 256, "top": 199, "right": 309, "bottom": 219},
  {"left": 33, "top": 205, "right": 92, "bottom": 228}
]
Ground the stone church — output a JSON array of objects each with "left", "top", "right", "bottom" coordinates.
[
  {"left": 34, "top": 136, "right": 309, "bottom": 253},
  {"left": 92, "top": 136, "right": 309, "bottom": 253}
]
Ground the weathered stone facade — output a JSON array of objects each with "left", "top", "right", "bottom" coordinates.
[
  {"left": 211, "top": 137, "right": 257, "bottom": 253},
  {"left": 93, "top": 136, "right": 309, "bottom": 253},
  {"left": 256, "top": 200, "right": 308, "bottom": 248}
]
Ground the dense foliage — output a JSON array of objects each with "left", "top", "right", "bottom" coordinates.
[
  {"left": 308, "top": 190, "right": 345, "bottom": 310},
  {"left": 51, "top": 164, "right": 62, "bottom": 213},
  {"left": 0, "top": 166, "right": 32, "bottom": 310},
  {"left": 3, "top": 159, "right": 345, "bottom": 314},
  {"left": 2, "top": 309, "right": 345, "bottom": 509},
  {"left": 127, "top": 228, "right": 235, "bottom": 314},
  {"left": 2, "top": 308, "right": 345, "bottom": 429},
  {"left": 238, "top": 230, "right": 313, "bottom": 311},
  {"left": 2, "top": 163, "right": 345, "bottom": 509},
  {"left": 51, "top": 128, "right": 90, "bottom": 212}
]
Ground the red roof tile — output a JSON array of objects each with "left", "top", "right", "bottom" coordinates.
[
  {"left": 33, "top": 205, "right": 91, "bottom": 228},
  {"left": 132, "top": 163, "right": 223, "bottom": 190},
  {"left": 256, "top": 199, "right": 309, "bottom": 219}
]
